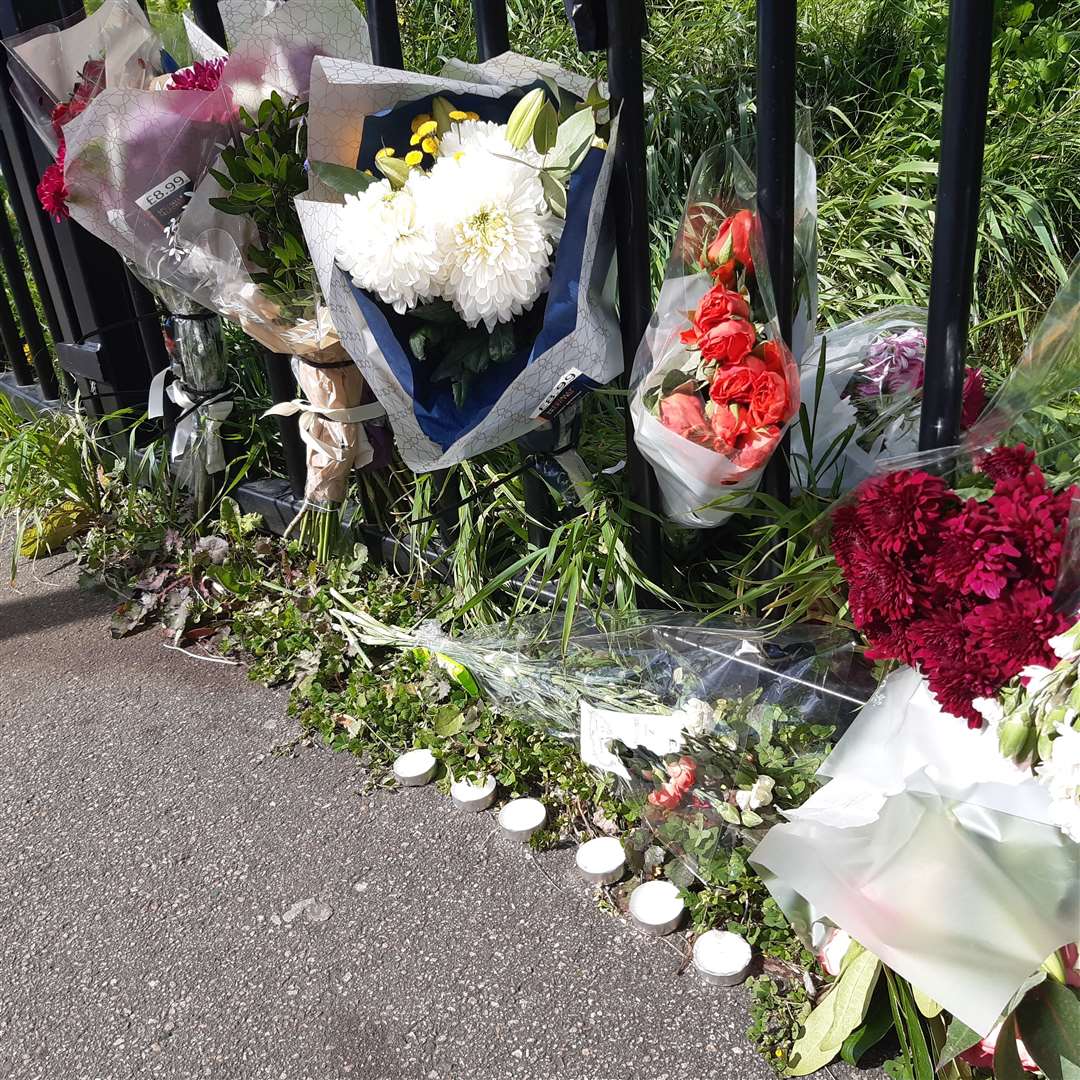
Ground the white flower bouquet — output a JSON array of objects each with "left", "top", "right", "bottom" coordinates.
[{"left": 296, "top": 53, "right": 621, "bottom": 472}]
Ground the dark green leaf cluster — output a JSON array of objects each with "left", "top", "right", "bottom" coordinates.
[{"left": 208, "top": 92, "right": 317, "bottom": 321}]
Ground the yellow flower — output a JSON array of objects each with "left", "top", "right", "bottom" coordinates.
[
  {"left": 416, "top": 119, "right": 438, "bottom": 138},
  {"left": 410, "top": 113, "right": 432, "bottom": 133},
  {"left": 375, "top": 146, "right": 396, "bottom": 160},
  {"left": 448, "top": 109, "right": 470, "bottom": 122},
  {"left": 405, "top": 150, "right": 423, "bottom": 167},
  {"left": 421, "top": 136, "right": 439, "bottom": 155}
]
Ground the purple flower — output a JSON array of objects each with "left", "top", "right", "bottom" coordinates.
[{"left": 858, "top": 327, "right": 927, "bottom": 397}]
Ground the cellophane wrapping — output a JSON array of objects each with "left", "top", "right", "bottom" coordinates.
[
  {"left": 629, "top": 138, "right": 815, "bottom": 528},
  {"left": 790, "top": 306, "right": 928, "bottom": 492},
  {"left": 3, "top": 0, "right": 160, "bottom": 153},
  {"left": 751, "top": 667, "right": 1079, "bottom": 1037},
  {"left": 295, "top": 53, "right": 621, "bottom": 472}
]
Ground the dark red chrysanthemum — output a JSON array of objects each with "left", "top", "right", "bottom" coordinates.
[
  {"left": 976, "top": 444, "right": 1036, "bottom": 484},
  {"left": 924, "top": 665, "right": 994, "bottom": 727},
  {"left": 853, "top": 469, "right": 959, "bottom": 557},
  {"left": 927, "top": 499, "right": 1021, "bottom": 599},
  {"left": 846, "top": 548, "right": 919, "bottom": 627},
  {"left": 990, "top": 471, "right": 1068, "bottom": 587},
  {"left": 168, "top": 58, "right": 226, "bottom": 92},
  {"left": 907, "top": 609, "right": 973, "bottom": 668},
  {"left": 829, "top": 503, "right": 866, "bottom": 573},
  {"left": 37, "top": 141, "right": 69, "bottom": 223},
  {"left": 964, "top": 582, "right": 1069, "bottom": 683}
]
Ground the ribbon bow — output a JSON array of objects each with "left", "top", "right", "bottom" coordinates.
[{"left": 149, "top": 368, "right": 234, "bottom": 485}]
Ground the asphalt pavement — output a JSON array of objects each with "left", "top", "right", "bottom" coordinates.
[{"left": 0, "top": 542, "right": 853, "bottom": 1080}]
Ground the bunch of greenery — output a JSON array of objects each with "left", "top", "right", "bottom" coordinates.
[{"left": 209, "top": 92, "right": 317, "bottom": 320}]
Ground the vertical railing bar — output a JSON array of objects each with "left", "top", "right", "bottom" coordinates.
[
  {"left": 367, "top": 0, "right": 404, "bottom": 70},
  {"left": 919, "top": 0, "right": 993, "bottom": 453},
  {"left": 472, "top": 0, "right": 509, "bottom": 61},
  {"left": 0, "top": 266, "right": 32, "bottom": 384},
  {"left": 0, "top": 188, "right": 58, "bottom": 397},
  {"left": 607, "top": 0, "right": 664, "bottom": 595},
  {"left": 264, "top": 354, "right": 308, "bottom": 499},
  {"left": 756, "top": 0, "right": 796, "bottom": 507},
  {"left": 188, "top": 0, "right": 227, "bottom": 49}
]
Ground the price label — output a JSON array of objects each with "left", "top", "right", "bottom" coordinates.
[{"left": 136, "top": 171, "right": 194, "bottom": 228}]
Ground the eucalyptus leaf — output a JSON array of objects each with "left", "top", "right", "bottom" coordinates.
[
  {"left": 554, "top": 106, "right": 597, "bottom": 174},
  {"left": 539, "top": 169, "right": 567, "bottom": 218}
]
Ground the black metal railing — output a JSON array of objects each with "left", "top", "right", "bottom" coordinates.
[{"left": 0, "top": 0, "right": 992, "bottom": 594}]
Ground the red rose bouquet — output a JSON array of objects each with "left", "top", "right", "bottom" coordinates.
[{"left": 630, "top": 139, "right": 814, "bottom": 528}]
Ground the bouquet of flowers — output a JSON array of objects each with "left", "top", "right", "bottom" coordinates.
[
  {"left": 791, "top": 307, "right": 987, "bottom": 493},
  {"left": 630, "top": 139, "right": 814, "bottom": 527},
  {"left": 295, "top": 53, "right": 620, "bottom": 471},
  {"left": 37, "top": 0, "right": 375, "bottom": 548}
]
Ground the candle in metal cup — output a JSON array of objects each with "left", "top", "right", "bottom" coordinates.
[
  {"left": 497, "top": 797, "right": 547, "bottom": 841},
  {"left": 393, "top": 748, "right": 436, "bottom": 787},
  {"left": 693, "top": 929, "right": 753, "bottom": 986},
  {"left": 628, "top": 880, "right": 685, "bottom": 936},
  {"left": 450, "top": 775, "right": 497, "bottom": 812},
  {"left": 575, "top": 837, "right": 626, "bottom": 885}
]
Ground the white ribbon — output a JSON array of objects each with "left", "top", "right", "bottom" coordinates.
[
  {"left": 149, "top": 368, "right": 234, "bottom": 479},
  {"left": 263, "top": 398, "right": 385, "bottom": 463}
]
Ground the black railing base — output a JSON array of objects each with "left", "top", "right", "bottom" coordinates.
[{"left": 0, "top": 370, "right": 62, "bottom": 416}]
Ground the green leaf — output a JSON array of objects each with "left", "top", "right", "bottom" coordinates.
[
  {"left": 539, "top": 169, "right": 567, "bottom": 218},
  {"left": 995, "top": 1014, "right": 1031, "bottom": 1080},
  {"left": 375, "top": 154, "right": 411, "bottom": 189},
  {"left": 533, "top": 100, "right": 558, "bottom": 154},
  {"left": 912, "top": 985, "right": 942, "bottom": 1019},
  {"left": 740, "top": 809, "right": 763, "bottom": 828},
  {"left": 431, "top": 95, "right": 455, "bottom": 134},
  {"left": 1018, "top": 982, "right": 1080, "bottom": 1080},
  {"left": 788, "top": 987, "right": 842, "bottom": 1075},
  {"left": 841, "top": 981, "right": 895, "bottom": 1066},
  {"left": 822, "top": 949, "right": 882, "bottom": 1050},
  {"left": 552, "top": 106, "right": 596, "bottom": 173},
  {"left": 310, "top": 160, "right": 376, "bottom": 197},
  {"left": 433, "top": 706, "right": 464, "bottom": 738}
]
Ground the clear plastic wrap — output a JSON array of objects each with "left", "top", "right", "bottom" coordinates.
[
  {"left": 751, "top": 667, "right": 1080, "bottom": 1038},
  {"left": 3, "top": 0, "right": 161, "bottom": 153},
  {"left": 296, "top": 53, "right": 620, "bottom": 473},
  {"left": 790, "top": 307, "right": 991, "bottom": 494},
  {"left": 629, "top": 138, "right": 815, "bottom": 528}
]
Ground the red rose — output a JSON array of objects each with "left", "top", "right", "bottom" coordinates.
[
  {"left": 698, "top": 317, "right": 757, "bottom": 366},
  {"left": 749, "top": 370, "right": 789, "bottom": 427},
  {"left": 707, "top": 209, "right": 755, "bottom": 273},
  {"left": 712, "top": 259, "right": 737, "bottom": 287},
  {"left": 709, "top": 365, "right": 755, "bottom": 407},
  {"left": 711, "top": 404, "right": 745, "bottom": 449},
  {"left": 733, "top": 427, "right": 780, "bottom": 471},
  {"left": 754, "top": 339, "right": 790, "bottom": 376},
  {"left": 659, "top": 390, "right": 715, "bottom": 449},
  {"left": 648, "top": 787, "right": 682, "bottom": 811},
  {"left": 694, "top": 285, "right": 750, "bottom": 332},
  {"left": 668, "top": 756, "right": 697, "bottom": 796}
]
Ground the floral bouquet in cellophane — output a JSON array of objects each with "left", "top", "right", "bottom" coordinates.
[
  {"left": 296, "top": 53, "right": 620, "bottom": 472},
  {"left": 752, "top": 264, "right": 1080, "bottom": 1048},
  {"left": 630, "top": 139, "right": 815, "bottom": 528},
  {"left": 791, "top": 306, "right": 987, "bottom": 493},
  {"left": 39, "top": 0, "right": 377, "bottom": 547}
]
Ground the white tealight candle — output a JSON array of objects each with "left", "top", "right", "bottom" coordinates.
[
  {"left": 393, "top": 748, "right": 436, "bottom": 787},
  {"left": 575, "top": 837, "right": 626, "bottom": 885},
  {"left": 628, "top": 880, "right": 685, "bottom": 936},
  {"left": 497, "top": 797, "right": 547, "bottom": 841},
  {"left": 450, "top": 775, "right": 497, "bottom": 812},
  {"left": 693, "top": 929, "right": 753, "bottom": 987}
]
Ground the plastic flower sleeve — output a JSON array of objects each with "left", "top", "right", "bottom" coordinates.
[
  {"left": 3, "top": 0, "right": 161, "bottom": 153},
  {"left": 750, "top": 667, "right": 1080, "bottom": 1037},
  {"left": 790, "top": 306, "right": 929, "bottom": 492},
  {"left": 628, "top": 139, "right": 809, "bottom": 528},
  {"left": 296, "top": 53, "right": 621, "bottom": 472}
]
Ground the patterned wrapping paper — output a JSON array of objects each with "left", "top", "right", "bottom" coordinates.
[
  {"left": 59, "top": 0, "right": 371, "bottom": 360},
  {"left": 296, "top": 53, "right": 621, "bottom": 473},
  {"left": 3, "top": 0, "right": 161, "bottom": 152},
  {"left": 218, "top": 1, "right": 286, "bottom": 51}
]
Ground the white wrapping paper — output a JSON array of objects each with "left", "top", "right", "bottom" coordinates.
[
  {"left": 751, "top": 667, "right": 1080, "bottom": 1036},
  {"left": 296, "top": 53, "right": 621, "bottom": 472}
]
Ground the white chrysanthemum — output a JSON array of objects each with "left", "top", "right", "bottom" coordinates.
[
  {"left": 1037, "top": 722, "right": 1080, "bottom": 842},
  {"left": 335, "top": 176, "right": 442, "bottom": 314},
  {"left": 438, "top": 119, "right": 544, "bottom": 170},
  {"left": 426, "top": 149, "right": 558, "bottom": 329}
]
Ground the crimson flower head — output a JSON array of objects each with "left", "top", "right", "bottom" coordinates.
[
  {"left": 960, "top": 366, "right": 987, "bottom": 429},
  {"left": 976, "top": 443, "right": 1036, "bottom": 483},
  {"left": 37, "top": 141, "right": 69, "bottom": 223},
  {"left": 851, "top": 469, "right": 958, "bottom": 557},
  {"left": 707, "top": 209, "right": 754, "bottom": 274},
  {"left": 168, "top": 58, "right": 226, "bottom": 92}
]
